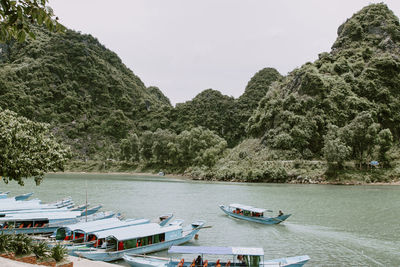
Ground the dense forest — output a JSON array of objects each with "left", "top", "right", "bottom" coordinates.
[{"left": 2, "top": 3, "right": 400, "bottom": 183}]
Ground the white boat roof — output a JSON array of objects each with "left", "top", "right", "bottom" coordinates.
[
  {"left": 100, "top": 223, "right": 181, "bottom": 241},
  {"left": 64, "top": 218, "right": 150, "bottom": 233},
  {"left": 1, "top": 207, "right": 71, "bottom": 214},
  {"left": 168, "top": 246, "right": 264, "bottom": 256},
  {"left": 0, "top": 211, "right": 81, "bottom": 221},
  {"left": 229, "top": 204, "right": 266, "bottom": 213},
  {"left": 62, "top": 217, "right": 120, "bottom": 232}
]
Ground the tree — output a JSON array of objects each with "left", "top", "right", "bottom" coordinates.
[
  {"left": 120, "top": 132, "right": 140, "bottom": 161},
  {"left": 322, "top": 124, "right": 351, "bottom": 173},
  {"left": 377, "top": 128, "right": 393, "bottom": 167},
  {"left": 0, "top": 109, "right": 70, "bottom": 185},
  {"left": 0, "top": 0, "right": 64, "bottom": 42},
  {"left": 151, "top": 129, "right": 176, "bottom": 165},
  {"left": 341, "top": 112, "right": 380, "bottom": 169}
]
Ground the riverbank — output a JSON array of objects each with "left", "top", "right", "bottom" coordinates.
[
  {"left": 56, "top": 169, "right": 400, "bottom": 186},
  {"left": 62, "top": 157, "right": 400, "bottom": 186}
]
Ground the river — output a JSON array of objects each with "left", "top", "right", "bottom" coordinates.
[{"left": 1, "top": 173, "right": 400, "bottom": 266}]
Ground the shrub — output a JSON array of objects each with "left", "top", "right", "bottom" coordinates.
[
  {"left": 10, "top": 234, "right": 33, "bottom": 256},
  {"left": 51, "top": 244, "right": 67, "bottom": 262},
  {"left": 32, "top": 242, "right": 50, "bottom": 259},
  {"left": 0, "top": 233, "right": 12, "bottom": 253}
]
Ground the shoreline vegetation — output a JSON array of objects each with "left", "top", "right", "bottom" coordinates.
[{"left": 61, "top": 160, "right": 400, "bottom": 186}]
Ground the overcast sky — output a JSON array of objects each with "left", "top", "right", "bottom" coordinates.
[{"left": 49, "top": 0, "right": 400, "bottom": 105}]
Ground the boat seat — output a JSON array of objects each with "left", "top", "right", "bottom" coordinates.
[
  {"left": 19, "top": 224, "right": 24, "bottom": 228},
  {"left": 26, "top": 224, "right": 31, "bottom": 228},
  {"left": 225, "top": 261, "right": 231, "bottom": 267},
  {"left": 177, "top": 259, "right": 184, "bottom": 267},
  {"left": 190, "top": 259, "right": 195, "bottom": 267},
  {"left": 34, "top": 223, "right": 39, "bottom": 228},
  {"left": 3, "top": 225, "right": 7, "bottom": 229},
  {"left": 203, "top": 260, "right": 208, "bottom": 267}
]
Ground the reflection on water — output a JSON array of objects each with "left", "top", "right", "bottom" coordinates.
[{"left": 1, "top": 173, "right": 400, "bottom": 265}]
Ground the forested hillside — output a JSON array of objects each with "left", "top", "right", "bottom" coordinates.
[
  {"left": 1, "top": 3, "right": 400, "bottom": 183},
  {"left": 247, "top": 4, "right": 399, "bottom": 162},
  {"left": 195, "top": 3, "right": 400, "bottom": 183},
  {"left": 0, "top": 26, "right": 171, "bottom": 159}
]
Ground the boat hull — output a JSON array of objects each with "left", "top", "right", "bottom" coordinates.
[
  {"left": 263, "top": 255, "right": 310, "bottom": 267},
  {"left": 124, "top": 254, "right": 310, "bottom": 267},
  {"left": 219, "top": 205, "right": 290, "bottom": 225},
  {"left": 77, "top": 227, "right": 202, "bottom": 262},
  {"left": 0, "top": 226, "right": 60, "bottom": 235}
]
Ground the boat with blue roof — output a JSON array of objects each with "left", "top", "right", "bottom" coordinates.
[
  {"left": 76, "top": 220, "right": 206, "bottom": 262},
  {"left": 51, "top": 214, "right": 173, "bottom": 255},
  {"left": 219, "top": 204, "right": 291, "bottom": 225},
  {"left": 123, "top": 245, "right": 310, "bottom": 267}
]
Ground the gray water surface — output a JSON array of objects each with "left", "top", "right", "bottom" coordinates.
[{"left": 1, "top": 173, "right": 400, "bottom": 266}]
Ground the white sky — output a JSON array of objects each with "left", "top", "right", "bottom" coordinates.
[{"left": 49, "top": 0, "right": 400, "bottom": 105}]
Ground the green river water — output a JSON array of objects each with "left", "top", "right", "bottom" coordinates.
[{"left": 1, "top": 173, "right": 400, "bottom": 266}]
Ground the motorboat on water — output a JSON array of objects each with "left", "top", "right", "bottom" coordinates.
[
  {"left": 219, "top": 204, "right": 291, "bottom": 225},
  {"left": 123, "top": 245, "right": 310, "bottom": 267}
]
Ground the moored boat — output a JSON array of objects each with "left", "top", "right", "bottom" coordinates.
[
  {"left": 219, "top": 204, "right": 291, "bottom": 225},
  {"left": 0, "top": 210, "right": 115, "bottom": 234},
  {"left": 15, "top": 192, "right": 34, "bottom": 201},
  {"left": 80, "top": 205, "right": 103, "bottom": 216},
  {"left": 123, "top": 246, "right": 310, "bottom": 267},
  {"left": 76, "top": 220, "right": 206, "bottom": 262}
]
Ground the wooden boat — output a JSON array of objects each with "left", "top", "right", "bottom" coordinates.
[
  {"left": 71, "top": 203, "right": 90, "bottom": 211},
  {"left": 219, "top": 204, "right": 291, "bottom": 225},
  {"left": 123, "top": 246, "right": 310, "bottom": 267},
  {"left": 54, "top": 214, "right": 173, "bottom": 243},
  {"left": 0, "top": 197, "right": 74, "bottom": 212},
  {"left": 15, "top": 192, "right": 34, "bottom": 201},
  {"left": 76, "top": 220, "right": 206, "bottom": 262},
  {"left": 0, "top": 210, "right": 115, "bottom": 234},
  {"left": 80, "top": 205, "right": 102, "bottom": 216},
  {"left": 56, "top": 214, "right": 173, "bottom": 256}
]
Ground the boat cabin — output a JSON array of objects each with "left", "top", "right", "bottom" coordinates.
[
  {"left": 167, "top": 246, "right": 265, "bottom": 267},
  {"left": 0, "top": 219, "right": 49, "bottom": 229},
  {"left": 228, "top": 204, "right": 267, "bottom": 218},
  {"left": 103, "top": 223, "right": 182, "bottom": 251},
  {"left": 0, "top": 211, "right": 81, "bottom": 230},
  {"left": 55, "top": 218, "right": 150, "bottom": 243}
]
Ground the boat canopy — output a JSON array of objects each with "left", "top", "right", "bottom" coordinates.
[
  {"left": 168, "top": 246, "right": 264, "bottom": 256},
  {"left": 104, "top": 223, "right": 181, "bottom": 241},
  {"left": 229, "top": 204, "right": 266, "bottom": 213},
  {"left": 0, "top": 211, "right": 81, "bottom": 221},
  {"left": 60, "top": 217, "right": 120, "bottom": 232},
  {"left": 71, "top": 218, "right": 149, "bottom": 234}
]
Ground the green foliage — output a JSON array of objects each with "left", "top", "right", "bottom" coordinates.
[
  {"left": 50, "top": 243, "right": 67, "bottom": 262},
  {"left": 32, "top": 241, "right": 50, "bottom": 259},
  {"left": 322, "top": 124, "right": 351, "bottom": 171},
  {"left": 377, "top": 128, "right": 393, "bottom": 166},
  {"left": 0, "top": 233, "right": 12, "bottom": 253},
  {"left": 10, "top": 234, "right": 33, "bottom": 256},
  {"left": 247, "top": 3, "right": 400, "bottom": 164},
  {"left": 0, "top": 25, "right": 172, "bottom": 159},
  {"left": 0, "top": 0, "right": 64, "bottom": 43},
  {"left": 0, "top": 109, "right": 70, "bottom": 185},
  {"left": 120, "top": 132, "right": 140, "bottom": 161},
  {"left": 169, "top": 89, "right": 239, "bottom": 147}
]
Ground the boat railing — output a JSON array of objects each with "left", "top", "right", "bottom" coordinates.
[{"left": 126, "top": 254, "right": 171, "bottom": 261}]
